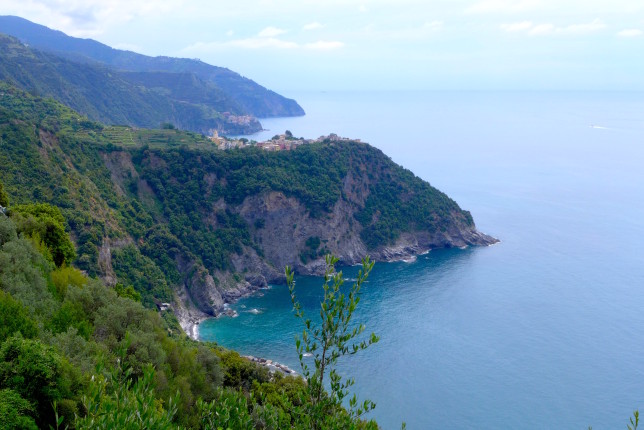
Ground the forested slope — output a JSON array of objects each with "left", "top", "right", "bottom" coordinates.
[
  {"left": 0, "top": 15, "right": 305, "bottom": 118},
  {"left": 0, "top": 82, "right": 495, "bottom": 326},
  {"left": 0, "top": 34, "right": 261, "bottom": 135},
  {"left": 0, "top": 189, "right": 380, "bottom": 428}
]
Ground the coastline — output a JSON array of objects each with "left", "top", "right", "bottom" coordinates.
[
  {"left": 179, "top": 234, "right": 499, "bottom": 340},
  {"left": 243, "top": 355, "right": 298, "bottom": 376}
]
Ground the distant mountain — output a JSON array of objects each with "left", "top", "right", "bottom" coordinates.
[
  {"left": 0, "top": 15, "right": 305, "bottom": 118},
  {"left": 0, "top": 33, "right": 261, "bottom": 134}
]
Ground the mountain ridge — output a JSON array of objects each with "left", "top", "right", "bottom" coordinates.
[{"left": 0, "top": 15, "right": 305, "bottom": 118}]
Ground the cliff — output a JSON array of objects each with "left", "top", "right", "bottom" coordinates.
[{"left": 0, "top": 83, "right": 496, "bottom": 335}]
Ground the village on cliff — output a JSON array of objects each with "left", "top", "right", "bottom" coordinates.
[{"left": 209, "top": 130, "right": 360, "bottom": 151}]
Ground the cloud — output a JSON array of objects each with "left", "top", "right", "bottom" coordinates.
[
  {"left": 1, "top": 0, "right": 180, "bottom": 37},
  {"left": 304, "top": 40, "right": 345, "bottom": 50},
  {"left": 224, "top": 38, "right": 297, "bottom": 49},
  {"left": 562, "top": 18, "right": 606, "bottom": 34},
  {"left": 617, "top": 29, "right": 643, "bottom": 37},
  {"left": 466, "top": 0, "right": 540, "bottom": 14},
  {"left": 258, "top": 26, "right": 287, "bottom": 38},
  {"left": 424, "top": 20, "right": 444, "bottom": 31},
  {"left": 183, "top": 38, "right": 344, "bottom": 52},
  {"left": 529, "top": 23, "right": 555, "bottom": 35},
  {"left": 501, "top": 21, "right": 533, "bottom": 32},
  {"left": 500, "top": 18, "right": 606, "bottom": 36},
  {"left": 358, "top": 20, "right": 443, "bottom": 42},
  {"left": 303, "top": 22, "right": 324, "bottom": 31}
]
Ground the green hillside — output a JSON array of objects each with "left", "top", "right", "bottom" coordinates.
[
  {"left": 0, "top": 196, "right": 379, "bottom": 429},
  {"left": 0, "top": 82, "right": 482, "bottom": 307},
  {"left": 0, "top": 80, "right": 496, "bottom": 428},
  {"left": 0, "top": 15, "right": 305, "bottom": 118},
  {"left": 0, "top": 33, "right": 261, "bottom": 135}
]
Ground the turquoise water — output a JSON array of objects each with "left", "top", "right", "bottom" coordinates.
[{"left": 201, "top": 91, "right": 644, "bottom": 429}]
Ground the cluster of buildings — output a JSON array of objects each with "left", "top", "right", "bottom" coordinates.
[{"left": 208, "top": 131, "right": 360, "bottom": 152}]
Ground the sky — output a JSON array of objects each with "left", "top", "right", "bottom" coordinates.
[{"left": 1, "top": 0, "right": 643, "bottom": 92}]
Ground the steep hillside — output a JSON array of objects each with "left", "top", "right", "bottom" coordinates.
[
  {"left": 0, "top": 83, "right": 496, "bottom": 333},
  {"left": 0, "top": 192, "right": 376, "bottom": 429},
  {"left": 0, "top": 34, "right": 261, "bottom": 135},
  {"left": 0, "top": 15, "right": 305, "bottom": 118}
]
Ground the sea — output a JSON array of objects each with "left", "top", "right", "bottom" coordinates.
[{"left": 199, "top": 91, "right": 644, "bottom": 429}]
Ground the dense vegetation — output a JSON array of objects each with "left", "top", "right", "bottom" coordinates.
[
  {"left": 0, "top": 15, "right": 305, "bottom": 119},
  {"left": 0, "top": 33, "right": 260, "bottom": 135},
  {"left": 0, "top": 185, "right": 379, "bottom": 428},
  {"left": 0, "top": 81, "right": 474, "bottom": 313}
]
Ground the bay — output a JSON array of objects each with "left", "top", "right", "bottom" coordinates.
[{"left": 201, "top": 91, "right": 644, "bottom": 429}]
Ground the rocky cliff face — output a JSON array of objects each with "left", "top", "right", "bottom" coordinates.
[
  {"left": 97, "top": 141, "right": 497, "bottom": 336},
  {"left": 0, "top": 83, "right": 497, "bottom": 339},
  {"left": 236, "top": 191, "right": 495, "bottom": 275}
]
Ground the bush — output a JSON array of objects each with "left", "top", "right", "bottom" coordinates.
[
  {"left": 0, "top": 291, "right": 38, "bottom": 344},
  {"left": 10, "top": 203, "right": 76, "bottom": 267},
  {"left": 0, "top": 388, "right": 38, "bottom": 430},
  {"left": 0, "top": 336, "right": 81, "bottom": 428}
]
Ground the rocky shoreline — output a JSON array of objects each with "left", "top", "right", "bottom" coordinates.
[
  {"left": 243, "top": 355, "right": 298, "bottom": 376},
  {"left": 176, "top": 230, "right": 498, "bottom": 341}
]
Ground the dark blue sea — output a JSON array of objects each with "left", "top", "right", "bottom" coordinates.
[{"left": 200, "top": 91, "right": 644, "bottom": 429}]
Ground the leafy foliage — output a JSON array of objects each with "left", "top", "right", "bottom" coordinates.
[
  {"left": 76, "top": 361, "right": 178, "bottom": 430},
  {"left": 0, "top": 290, "right": 38, "bottom": 343},
  {"left": 10, "top": 203, "right": 76, "bottom": 267},
  {"left": 0, "top": 388, "right": 38, "bottom": 430},
  {"left": 0, "top": 180, "right": 8, "bottom": 207},
  {"left": 0, "top": 177, "right": 386, "bottom": 428},
  {"left": 0, "top": 336, "right": 82, "bottom": 428},
  {"left": 287, "top": 255, "right": 379, "bottom": 429}
]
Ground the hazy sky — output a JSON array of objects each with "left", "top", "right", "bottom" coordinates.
[{"left": 2, "top": 0, "right": 643, "bottom": 91}]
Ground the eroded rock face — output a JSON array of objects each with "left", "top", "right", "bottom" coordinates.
[
  {"left": 101, "top": 146, "right": 497, "bottom": 324},
  {"left": 171, "top": 186, "right": 497, "bottom": 326},
  {"left": 238, "top": 192, "right": 367, "bottom": 275},
  {"left": 236, "top": 191, "right": 496, "bottom": 277}
]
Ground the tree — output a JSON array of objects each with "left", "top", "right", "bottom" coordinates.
[
  {"left": 0, "top": 388, "right": 38, "bottom": 430},
  {"left": 0, "top": 179, "right": 9, "bottom": 208},
  {"left": 286, "top": 254, "right": 379, "bottom": 429},
  {"left": 0, "top": 336, "right": 80, "bottom": 428},
  {"left": 76, "top": 361, "right": 178, "bottom": 430},
  {"left": 0, "top": 291, "right": 38, "bottom": 343},
  {"left": 10, "top": 203, "right": 76, "bottom": 267}
]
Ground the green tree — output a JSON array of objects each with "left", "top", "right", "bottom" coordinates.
[
  {"left": 114, "top": 283, "right": 142, "bottom": 302},
  {"left": 0, "top": 388, "right": 38, "bottom": 430},
  {"left": 286, "top": 254, "right": 379, "bottom": 429},
  {"left": 0, "top": 291, "right": 38, "bottom": 343},
  {"left": 0, "top": 216, "right": 17, "bottom": 246},
  {"left": 0, "top": 336, "right": 80, "bottom": 428},
  {"left": 77, "top": 361, "right": 178, "bottom": 430},
  {"left": 0, "top": 180, "right": 9, "bottom": 208},
  {"left": 10, "top": 203, "right": 76, "bottom": 267}
]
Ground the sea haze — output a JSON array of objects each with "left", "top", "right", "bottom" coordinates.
[{"left": 201, "top": 91, "right": 644, "bottom": 429}]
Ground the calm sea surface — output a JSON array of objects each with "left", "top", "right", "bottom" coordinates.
[{"left": 200, "top": 91, "right": 644, "bottom": 429}]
